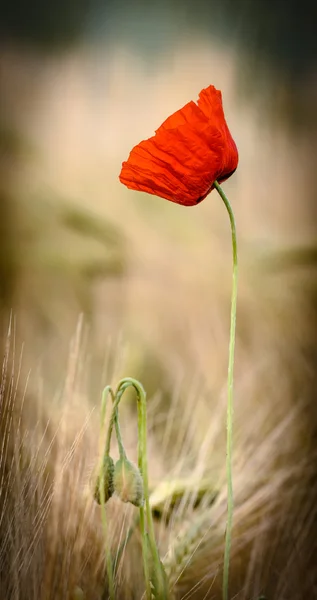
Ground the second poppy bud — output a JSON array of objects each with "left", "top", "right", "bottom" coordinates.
[{"left": 113, "top": 457, "right": 144, "bottom": 507}]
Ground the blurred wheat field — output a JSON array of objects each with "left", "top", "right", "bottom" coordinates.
[{"left": 1, "top": 38, "right": 317, "bottom": 599}]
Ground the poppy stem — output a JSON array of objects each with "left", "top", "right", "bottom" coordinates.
[
  {"left": 114, "top": 378, "right": 167, "bottom": 600},
  {"left": 99, "top": 386, "right": 116, "bottom": 600},
  {"left": 99, "top": 384, "right": 129, "bottom": 599},
  {"left": 214, "top": 180, "right": 238, "bottom": 600}
]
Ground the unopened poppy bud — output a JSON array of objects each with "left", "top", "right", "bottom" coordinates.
[
  {"left": 93, "top": 455, "right": 115, "bottom": 504},
  {"left": 113, "top": 458, "right": 144, "bottom": 507}
]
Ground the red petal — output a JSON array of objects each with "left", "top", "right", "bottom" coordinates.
[{"left": 119, "top": 85, "right": 238, "bottom": 206}]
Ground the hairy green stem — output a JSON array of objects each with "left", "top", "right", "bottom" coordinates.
[
  {"left": 99, "top": 386, "right": 116, "bottom": 600},
  {"left": 111, "top": 377, "right": 152, "bottom": 600},
  {"left": 214, "top": 181, "right": 238, "bottom": 600},
  {"left": 104, "top": 386, "right": 126, "bottom": 456},
  {"left": 99, "top": 384, "right": 130, "bottom": 599},
  {"left": 113, "top": 403, "right": 127, "bottom": 460},
  {"left": 116, "top": 378, "right": 166, "bottom": 598}
]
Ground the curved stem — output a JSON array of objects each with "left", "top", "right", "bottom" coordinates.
[
  {"left": 114, "top": 408, "right": 127, "bottom": 460},
  {"left": 104, "top": 387, "right": 124, "bottom": 456},
  {"left": 99, "top": 386, "right": 116, "bottom": 600},
  {"left": 117, "top": 377, "right": 152, "bottom": 600},
  {"left": 100, "top": 385, "right": 131, "bottom": 599},
  {"left": 116, "top": 378, "right": 165, "bottom": 598},
  {"left": 101, "top": 386, "right": 114, "bottom": 456},
  {"left": 214, "top": 181, "right": 238, "bottom": 600}
]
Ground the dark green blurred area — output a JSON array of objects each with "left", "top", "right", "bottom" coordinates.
[
  {"left": 1, "top": 0, "right": 316, "bottom": 80},
  {"left": 2, "top": 0, "right": 316, "bottom": 137}
]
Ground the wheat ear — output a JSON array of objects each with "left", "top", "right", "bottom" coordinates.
[{"left": 163, "top": 510, "right": 220, "bottom": 592}]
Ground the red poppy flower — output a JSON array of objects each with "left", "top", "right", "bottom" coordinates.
[{"left": 119, "top": 85, "right": 238, "bottom": 207}]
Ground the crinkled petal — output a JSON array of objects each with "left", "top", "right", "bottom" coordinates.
[{"left": 119, "top": 85, "right": 238, "bottom": 206}]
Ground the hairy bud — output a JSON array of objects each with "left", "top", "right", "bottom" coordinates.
[
  {"left": 113, "top": 458, "right": 144, "bottom": 507},
  {"left": 93, "top": 454, "right": 115, "bottom": 504}
]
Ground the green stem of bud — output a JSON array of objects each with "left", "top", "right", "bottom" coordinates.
[
  {"left": 115, "top": 378, "right": 167, "bottom": 599},
  {"left": 104, "top": 385, "right": 126, "bottom": 456},
  {"left": 114, "top": 407, "right": 128, "bottom": 460},
  {"left": 112, "top": 379, "right": 151, "bottom": 599},
  {"left": 99, "top": 385, "right": 130, "bottom": 599},
  {"left": 99, "top": 386, "right": 116, "bottom": 600}
]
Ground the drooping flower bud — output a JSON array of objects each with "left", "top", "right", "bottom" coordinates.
[
  {"left": 113, "top": 458, "right": 144, "bottom": 507},
  {"left": 93, "top": 454, "right": 115, "bottom": 505}
]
